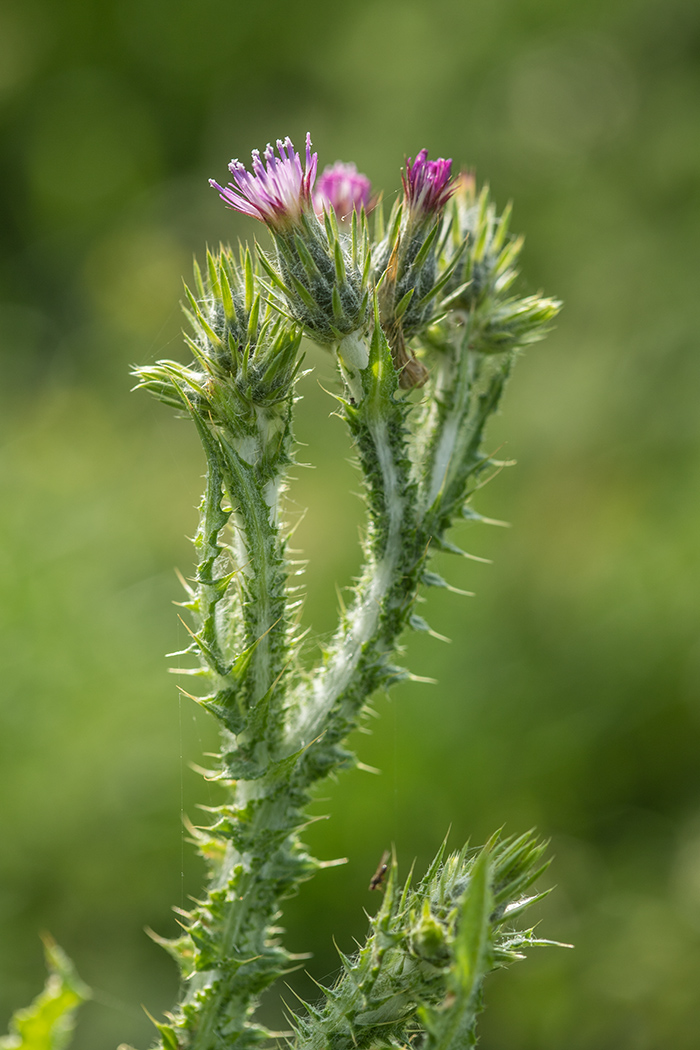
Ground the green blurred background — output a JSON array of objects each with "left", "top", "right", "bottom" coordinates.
[{"left": 1, "top": 0, "right": 700, "bottom": 1046}]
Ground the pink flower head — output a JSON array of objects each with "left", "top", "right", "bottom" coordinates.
[
  {"left": 210, "top": 133, "right": 318, "bottom": 231},
  {"left": 402, "top": 149, "right": 454, "bottom": 218},
  {"left": 313, "top": 161, "right": 371, "bottom": 220}
]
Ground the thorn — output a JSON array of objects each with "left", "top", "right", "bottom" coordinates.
[
  {"left": 295, "top": 813, "right": 330, "bottom": 832},
  {"left": 282, "top": 982, "right": 311, "bottom": 1007},
  {"left": 335, "top": 581, "right": 347, "bottom": 617},
  {"left": 446, "top": 584, "right": 476, "bottom": 597},
  {"left": 174, "top": 566, "right": 195, "bottom": 597},
  {"left": 461, "top": 551, "right": 492, "bottom": 564},
  {"left": 176, "top": 686, "right": 202, "bottom": 703},
  {"left": 356, "top": 762, "right": 381, "bottom": 775},
  {"left": 176, "top": 614, "right": 201, "bottom": 642},
  {"left": 189, "top": 762, "right": 224, "bottom": 781},
  {"left": 462, "top": 506, "right": 511, "bottom": 528}
]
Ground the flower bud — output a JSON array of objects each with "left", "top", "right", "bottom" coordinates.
[
  {"left": 212, "top": 136, "right": 371, "bottom": 346},
  {"left": 402, "top": 149, "right": 454, "bottom": 225},
  {"left": 314, "top": 161, "right": 371, "bottom": 221},
  {"left": 373, "top": 150, "right": 456, "bottom": 386}
]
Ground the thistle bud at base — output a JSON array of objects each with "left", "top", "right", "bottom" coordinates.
[{"left": 410, "top": 901, "right": 449, "bottom": 964}]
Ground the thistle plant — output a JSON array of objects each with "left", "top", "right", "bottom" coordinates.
[{"left": 5, "top": 135, "right": 562, "bottom": 1050}]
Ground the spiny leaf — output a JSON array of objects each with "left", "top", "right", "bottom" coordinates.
[
  {"left": 411, "top": 221, "right": 440, "bottom": 272},
  {"left": 143, "top": 1009, "right": 180, "bottom": 1050},
  {"left": 333, "top": 238, "right": 346, "bottom": 284},
  {"left": 394, "top": 288, "right": 414, "bottom": 319},
  {"left": 290, "top": 274, "right": 317, "bottom": 311}
]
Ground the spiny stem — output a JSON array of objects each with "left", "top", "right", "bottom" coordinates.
[{"left": 287, "top": 332, "right": 417, "bottom": 754}]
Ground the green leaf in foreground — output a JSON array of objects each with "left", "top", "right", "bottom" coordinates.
[{"left": 0, "top": 936, "right": 91, "bottom": 1050}]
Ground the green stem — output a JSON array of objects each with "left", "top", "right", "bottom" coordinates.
[
  {"left": 166, "top": 407, "right": 310, "bottom": 1050},
  {"left": 218, "top": 415, "right": 291, "bottom": 711},
  {"left": 285, "top": 327, "right": 425, "bottom": 775},
  {"left": 416, "top": 322, "right": 514, "bottom": 533}
]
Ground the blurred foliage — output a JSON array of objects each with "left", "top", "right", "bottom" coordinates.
[
  {"left": 0, "top": 938, "right": 90, "bottom": 1050},
  {"left": 1, "top": 0, "right": 699, "bottom": 1048}
]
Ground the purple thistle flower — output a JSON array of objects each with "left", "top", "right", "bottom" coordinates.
[
  {"left": 313, "top": 161, "right": 371, "bottom": 220},
  {"left": 210, "top": 133, "right": 318, "bottom": 231},
  {"left": 402, "top": 149, "right": 454, "bottom": 218}
]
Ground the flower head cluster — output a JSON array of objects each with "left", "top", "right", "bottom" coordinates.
[
  {"left": 210, "top": 133, "right": 318, "bottom": 231},
  {"left": 208, "top": 137, "right": 472, "bottom": 383},
  {"left": 314, "top": 161, "right": 371, "bottom": 220},
  {"left": 402, "top": 149, "right": 455, "bottom": 220}
]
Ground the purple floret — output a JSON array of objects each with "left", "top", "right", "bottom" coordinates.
[
  {"left": 402, "top": 149, "right": 454, "bottom": 217},
  {"left": 210, "top": 133, "right": 318, "bottom": 230},
  {"left": 314, "top": 161, "right": 371, "bottom": 220}
]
